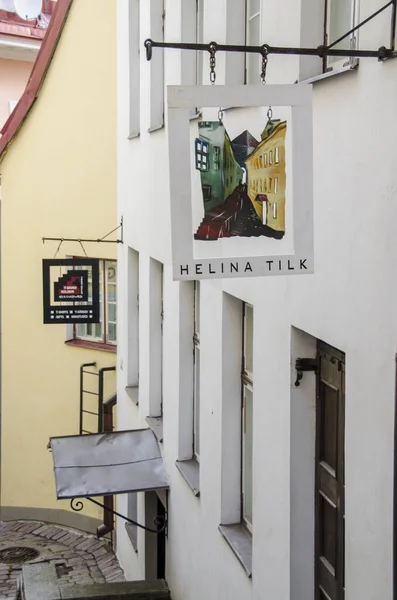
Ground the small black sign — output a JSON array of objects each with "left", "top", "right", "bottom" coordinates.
[{"left": 43, "top": 258, "right": 100, "bottom": 325}]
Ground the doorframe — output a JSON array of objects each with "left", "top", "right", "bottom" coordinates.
[{"left": 315, "top": 339, "right": 345, "bottom": 600}]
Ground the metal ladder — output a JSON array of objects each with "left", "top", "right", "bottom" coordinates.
[{"left": 79, "top": 362, "right": 116, "bottom": 434}]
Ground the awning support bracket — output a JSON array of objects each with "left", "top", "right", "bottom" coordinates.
[{"left": 70, "top": 496, "right": 167, "bottom": 535}]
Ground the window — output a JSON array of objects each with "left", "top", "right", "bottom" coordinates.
[
  {"left": 175, "top": 281, "right": 200, "bottom": 496},
  {"left": 148, "top": 259, "right": 163, "bottom": 418},
  {"left": 125, "top": 492, "right": 138, "bottom": 551},
  {"left": 181, "top": 0, "right": 203, "bottom": 111},
  {"left": 269, "top": 150, "right": 273, "bottom": 165},
  {"left": 325, "top": 0, "right": 358, "bottom": 71},
  {"left": 195, "top": 139, "right": 209, "bottom": 171},
  {"left": 269, "top": 178, "right": 272, "bottom": 192},
  {"left": 213, "top": 146, "right": 221, "bottom": 171},
  {"left": 225, "top": 0, "right": 246, "bottom": 85},
  {"left": 126, "top": 248, "right": 139, "bottom": 392},
  {"left": 275, "top": 146, "right": 279, "bottom": 164},
  {"left": 149, "top": 0, "right": 165, "bottom": 131},
  {"left": 246, "top": 0, "right": 261, "bottom": 84},
  {"left": 75, "top": 260, "right": 117, "bottom": 346},
  {"left": 8, "top": 100, "right": 17, "bottom": 114},
  {"left": 274, "top": 177, "right": 279, "bottom": 194},
  {"left": 273, "top": 202, "right": 277, "bottom": 219},
  {"left": 193, "top": 281, "right": 200, "bottom": 459},
  {"left": 242, "top": 303, "right": 253, "bottom": 529},
  {"left": 219, "top": 293, "right": 252, "bottom": 576},
  {"left": 264, "top": 153, "right": 267, "bottom": 166},
  {"left": 128, "top": 0, "right": 140, "bottom": 138},
  {"left": 202, "top": 185, "right": 212, "bottom": 201}
]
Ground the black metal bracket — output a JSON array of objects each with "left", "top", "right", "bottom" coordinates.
[
  {"left": 295, "top": 357, "right": 318, "bottom": 387},
  {"left": 42, "top": 217, "right": 124, "bottom": 246},
  {"left": 70, "top": 496, "right": 167, "bottom": 535},
  {"left": 145, "top": 39, "right": 395, "bottom": 61},
  {"left": 145, "top": 1, "right": 397, "bottom": 62}
]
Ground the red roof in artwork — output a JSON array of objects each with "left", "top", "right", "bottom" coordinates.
[
  {"left": 0, "top": 0, "right": 73, "bottom": 160},
  {"left": 0, "top": 1, "right": 56, "bottom": 41}
]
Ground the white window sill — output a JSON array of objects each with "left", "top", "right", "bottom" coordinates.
[
  {"left": 146, "top": 416, "right": 163, "bottom": 443},
  {"left": 299, "top": 60, "right": 358, "bottom": 85},
  {"left": 125, "top": 385, "right": 139, "bottom": 405},
  {"left": 175, "top": 459, "right": 200, "bottom": 497},
  {"left": 128, "top": 132, "right": 140, "bottom": 140},
  {"left": 189, "top": 111, "right": 202, "bottom": 121},
  {"left": 148, "top": 124, "right": 165, "bottom": 133},
  {"left": 218, "top": 523, "right": 252, "bottom": 578},
  {"left": 125, "top": 523, "right": 138, "bottom": 552}
]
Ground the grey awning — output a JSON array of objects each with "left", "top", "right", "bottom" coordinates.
[{"left": 49, "top": 429, "right": 169, "bottom": 499}]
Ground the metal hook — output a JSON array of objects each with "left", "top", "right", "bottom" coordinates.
[{"left": 218, "top": 108, "right": 224, "bottom": 122}]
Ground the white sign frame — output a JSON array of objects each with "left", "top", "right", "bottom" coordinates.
[{"left": 167, "top": 85, "right": 314, "bottom": 280}]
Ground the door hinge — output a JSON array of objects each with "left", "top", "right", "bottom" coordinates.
[{"left": 294, "top": 357, "right": 318, "bottom": 387}]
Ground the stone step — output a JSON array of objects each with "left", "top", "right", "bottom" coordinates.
[
  {"left": 20, "top": 563, "right": 170, "bottom": 600},
  {"left": 60, "top": 580, "right": 170, "bottom": 600}
]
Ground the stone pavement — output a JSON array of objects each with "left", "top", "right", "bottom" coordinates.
[{"left": 0, "top": 520, "right": 124, "bottom": 599}]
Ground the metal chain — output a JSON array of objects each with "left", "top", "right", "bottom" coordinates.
[
  {"left": 261, "top": 46, "right": 273, "bottom": 123},
  {"left": 261, "top": 46, "right": 268, "bottom": 84},
  {"left": 218, "top": 108, "right": 224, "bottom": 122},
  {"left": 209, "top": 42, "right": 217, "bottom": 84}
]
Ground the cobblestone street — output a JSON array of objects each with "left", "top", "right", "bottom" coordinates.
[{"left": 0, "top": 520, "right": 124, "bottom": 599}]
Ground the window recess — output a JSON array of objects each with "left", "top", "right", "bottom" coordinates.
[{"left": 149, "top": 0, "right": 165, "bottom": 132}]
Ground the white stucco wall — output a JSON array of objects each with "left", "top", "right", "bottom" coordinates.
[{"left": 116, "top": 1, "right": 397, "bottom": 599}]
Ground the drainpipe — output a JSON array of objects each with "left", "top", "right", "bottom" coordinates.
[{"left": 97, "top": 391, "right": 117, "bottom": 539}]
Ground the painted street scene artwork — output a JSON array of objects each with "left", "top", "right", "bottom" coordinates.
[{"left": 194, "top": 116, "right": 287, "bottom": 241}]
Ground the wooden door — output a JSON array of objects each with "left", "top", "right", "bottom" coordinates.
[{"left": 316, "top": 341, "right": 345, "bottom": 600}]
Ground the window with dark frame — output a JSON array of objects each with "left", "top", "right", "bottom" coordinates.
[
  {"left": 195, "top": 139, "right": 210, "bottom": 171},
  {"left": 242, "top": 302, "right": 253, "bottom": 530},
  {"left": 74, "top": 259, "right": 117, "bottom": 346}
]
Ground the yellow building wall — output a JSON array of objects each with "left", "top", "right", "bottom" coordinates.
[
  {"left": 246, "top": 125, "right": 287, "bottom": 231},
  {"left": 0, "top": 0, "right": 116, "bottom": 526}
]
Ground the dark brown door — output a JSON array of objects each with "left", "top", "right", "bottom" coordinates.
[{"left": 316, "top": 341, "right": 345, "bottom": 600}]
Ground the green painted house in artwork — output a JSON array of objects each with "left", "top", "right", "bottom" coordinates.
[{"left": 195, "top": 121, "right": 244, "bottom": 211}]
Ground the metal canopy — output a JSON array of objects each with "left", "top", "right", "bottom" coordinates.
[{"left": 50, "top": 429, "right": 169, "bottom": 499}]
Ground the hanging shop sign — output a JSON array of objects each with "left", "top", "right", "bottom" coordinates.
[
  {"left": 167, "top": 84, "right": 314, "bottom": 280},
  {"left": 42, "top": 258, "right": 100, "bottom": 324}
]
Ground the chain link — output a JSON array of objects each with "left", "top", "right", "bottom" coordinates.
[
  {"left": 261, "top": 45, "right": 269, "bottom": 84},
  {"left": 209, "top": 42, "right": 217, "bottom": 84}
]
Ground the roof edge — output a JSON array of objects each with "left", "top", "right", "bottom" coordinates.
[{"left": 0, "top": 0, "right": 73, "bottom": 162}]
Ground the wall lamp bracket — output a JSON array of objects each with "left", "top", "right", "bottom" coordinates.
[{"left": 295, "top": 358, "right": 318, "bottom": 387}]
